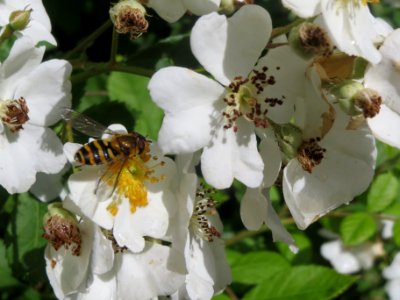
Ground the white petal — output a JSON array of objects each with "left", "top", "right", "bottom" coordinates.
[
  {"left": 385, "top": 279, "right": 400, "bottom": 300},
  {"left": 259, "top": 135, "right": 281, "bottom": 187},
  {"left": 183, "top": 0, "right": 220, "bottom": 15},
  {"left": 90, "top": 226, "right": 114, "bottom": 275},
  {"left": 321, "top": 241, "right": 360, "bottom": 274},
  {"left": 116, "top": 243, "right": 185, "bottom": 299},
  {"left": 367, "top": 105, "right": 400, "bottom": 148},
  {"left": 383, "top": 253, "right": 400, "bottom": 280},
  {"left": 281, "top": 0, "right": 321, "bottom": 18},
  {"left": 191, "top": 5, "right": 272, "bottom": 85},
  {"left": 113, "top": 190, "right": 175, "bottom": 252},
  {"left": 30, "top": 169, "right": 67, "bottom": 202},
  {"left": 147, "top": 0, "right": 186, "bottom": 23},
  {"left": 240, "top": 188, "right": 267, "bottom": 231},
  {"left": 69, "top": 272, "right": 117, "bottom": 300},
  {"left": 15, "top": 59, "right": 72, "bottom": 126}
]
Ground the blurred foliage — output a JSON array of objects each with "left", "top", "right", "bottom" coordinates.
[{"left": 0, "top": 0, "right": 399, "bottom": 299}]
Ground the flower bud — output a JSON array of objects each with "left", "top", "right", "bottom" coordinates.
[
  {"left": 9, "top": 9, "right": 31, "bottom": 31},
  {"left": 331, "top": 81, "right": 382, "bottom": 118},
  {"left": 271, "top": 122, "right": 303, "bottom": 163},
  {"left": 109, "top": 0, "right": 148, "bottom": 40},
  {"left": 289, "top": 22, "right": 333, "bottom": 60}
]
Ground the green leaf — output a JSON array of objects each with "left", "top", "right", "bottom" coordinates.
[
  {"left": 383, "top": 202, "right": 400, "bottom": 217},
  {"left": 340, "top": 212, "right": 377, "bottom": 246},
  {"left": 393, "top": 219, "right": 400, "bottom": 247},
  {"left": 107, "top": 72, "right": 163, "bottom": 140},
  {"left": 367, "top": 172, "right": 399, "bottom": 212},
  {"left": 5, "top": 193, "right": 48, "bottom": 284},
  {"left": 231, "top": 251, "right": 290, "bottom": 284},
  {"left": 212, "top": 294, "right": 231, "bottom": 300},
  {"left": 276, "top": 233, "right": 312, "bottom": 264},
  {"left": 0, "top": 240, "right": 20, "bottom": 289},
  {"left": 243, "top": 265, "right": 357, "bottom": 300}
]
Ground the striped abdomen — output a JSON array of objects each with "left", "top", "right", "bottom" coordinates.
[{"left": 75, "top": 139, "right": 119, "bottom": 165}]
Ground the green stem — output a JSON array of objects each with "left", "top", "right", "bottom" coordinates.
[
  {"left": 270, "top": 18, "right": 305, "bottom": 40},
  {"left": 110, "top": 28, "right": 119, "bottom": 64},
  {"left": 70, "top": 62, "right": 154, "bottom": 84},
  {"left": 65, "top": 20, "right": 112, "bottom": 59}
]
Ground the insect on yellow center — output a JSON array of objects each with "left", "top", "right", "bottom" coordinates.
[
  {"left": 0, "top": 97, "right": 29, "bottom": 132},
  {"left": 106, "top": 150, "right": 165, "bottom": 216}
]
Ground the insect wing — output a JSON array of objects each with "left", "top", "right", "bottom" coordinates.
[
  {"left": 61, "top": 108, "right": 117, "bottom": 138},
  {"left": 94, "top": 157, "right": 127, "bottom": 202}
]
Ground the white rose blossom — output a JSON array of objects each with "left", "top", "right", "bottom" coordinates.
[
  {"left": 149, "top": 5, "right": 306, "bottom": 189},
  {"left": 364, "top": 29, "right": 400, "bottom": 149},
  {"left": 383, "top": 252, "right": 400, "bottom": 300},
  {"left": 321, "top": 239, "right": 383, "bottom": 274},
  {"left": 0, "top": 0, "right": 56, "bottom": 45},
  {"left": 146, "top": 0, "right": 220, "bottom": 23},
  {"left": 282, "top": 68, "right": 376, "bottom": 229},
  {"left": 282, "top": 0, "right": 383, "bottom": 64},
  {"left": 65, "top": 125, "right": 177, "bottom": 253},
  {"left": 45, "top": 202, "right": 185, "bottom": 299},
  {"left": 0, "top": 37, "right": 71, "bottom": 194},
  {"left": 169, "top": 155, "right": 231, "bottom": 299}
]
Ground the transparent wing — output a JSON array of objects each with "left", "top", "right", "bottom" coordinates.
[
  {"left": 61, "top": 108, "right": 116, "bottom": 138},
  {"left": 94, "top": 157, "right": 128, "bottom": 202}
]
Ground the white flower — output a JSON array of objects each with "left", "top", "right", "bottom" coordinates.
[
  {"left": 364, "top": 29, "right": 400, "bottom": 149},
  {"left": 321, "top": 239, "right": 383, "bottom": 274},
  {"left": 45, "top": 202, "right": 185, "bottom": 299},
  {"left": 283, "top": 68, "right": 376, "bottom": 229},
  {"left": 282, "top": 0, "right": 383, "bottom": 64},
  {"left": 65, "top": 125, "right": 177, "bottom": 253},
  {"left": 383, "top": 253, "right": 400, "bottom": 300},
  {"left": 0, "top": 0, "right": 56, "bottom": 45},
  {"left": 170, "top": 155, "right": 231, "bottom": 299},
  {"left": 149, "top": 5, "right": 305, "bottom": 189},
  {"left": 382, "top": 219, "right": 394, "bottom": 239},
  {"left": 146, "top": 0, "right": 220, "bottom": 23},
  {"left": 0, "top": 37, "right": 71, "bottom": 194}
]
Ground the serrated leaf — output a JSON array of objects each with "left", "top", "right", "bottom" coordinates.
[
  {"left": 5, "top": 193, "right": 48, "bottom": 284},
  {"left": 393, "top": 219, "right": 400, "bottom": 247},
  {"left": 243, "top": 265, "right": 356, "bottom": 300},
  {"left": 231, "top": 251, "right": 290, "bottom": 284},
  {"left": 107, "top": 72, "right": 163, "bottom": 140},
  {"left": 340, "top": 212, "right": 377, "bottom": 246},
  {"left": 367, "top": 173, "right": 398, "bottom": 212}
]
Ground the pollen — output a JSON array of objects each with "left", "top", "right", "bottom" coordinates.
[
  {"left": 297, "top": 137, "right": 326, "bottom": 173},
  {"left": 0, "top": 97, "right": 29, "bottom": 132},
  {"left": 106, "top": 150, "right": 165, "bottom": 216}
]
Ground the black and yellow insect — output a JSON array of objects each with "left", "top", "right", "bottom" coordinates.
[{"left": 62, "top": 109, "right": 150, "bottom": 198}]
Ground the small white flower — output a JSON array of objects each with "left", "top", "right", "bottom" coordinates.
[
  {"left": 146, "top": 0, "right": 220, "bottom": 23},
  {"left": 321, "top": 239, "right": 383, "bottom": 274},
  {"left": 283, "top": 68, "right": 376, "bottom": 229},
  {"left": 170, "top": 155, "right": 231, "bottom": 299},
  {"left": 0, "top": 37, "right": 71, "bottom": 194},
  {"left": 0, "top": 0, "right": 56, "bottom": 45},
  {"left": 149, "top": 5, "right": 306, "bottom": 189},
  {"left": 282, "top": 0, "right": 383, "bottom": 64},
  {"left": 65, "top": 126, "right": 177, "bottom": 253},
  {"left": 364, "top": 29, "right": 400, "bottom": 149},
  {"left": 383, "top": 253, "right": 400, "bottom": 300}
]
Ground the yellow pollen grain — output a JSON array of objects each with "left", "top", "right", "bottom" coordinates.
[{"left": 107, "top": 202, "right": 119, "bottom": 216}]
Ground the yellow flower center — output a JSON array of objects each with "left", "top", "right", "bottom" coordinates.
[{"left": 106, "top": 150, "right": 165, "bottom": 216}]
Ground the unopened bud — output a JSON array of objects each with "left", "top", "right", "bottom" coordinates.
[
  {"left": 109, "top": 0, "right": 148, "bottom": 40},
  {"left": 289, "top": 22, "right": 333, "bottom": 60},
  {"left": 9, "top": 9, "right": 31, "bottom": 31}
]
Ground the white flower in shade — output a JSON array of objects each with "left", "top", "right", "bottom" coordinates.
[
  {"left": 381, "top": 219, "right": 394, "bottom": 239},
  {"left": 65, "top": 125, "right": 177, "bottom": 253},
  {"left": 0, "top": 0, "right": 56, "bottom": 45},
  {"left": 45, "top": 202, "right": 185, "bottom": 300},
  {"left": 146, "top": 0, "right": 220, "bottom": 23},
  {"left": 283, "top": 68, "right": 376, "bottom": 229},
  {"left": 149, "top": 5, "right": 306, "bottom": 189},
  {"left": 282, "top": 0, "right": 383, "bottom": 64},
  {"left": 240, "top": 136, "right": 298, "bottom": 252},
  {"left": 364, "top": 29, "right": 400, "bottom": 149},
  {"left": 0, "top": 37, "right": 71, "bottom": 194},
  {"left": 383, "top": 253, "right": 400, "bottom": 300},
  {"left": 321, "top": 239, "right": 383, "bottom": 274},
  {"left": 169, "top": 155, "right": 231, "bottom": 299}
]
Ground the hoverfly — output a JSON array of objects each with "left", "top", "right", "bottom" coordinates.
[{"left": 61, "top": 109, "right": 151, "bottom": 200}]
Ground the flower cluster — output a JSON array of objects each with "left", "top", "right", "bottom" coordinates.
[{"left": 2, "top": 0, "right": 400, "bottom": 299}]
